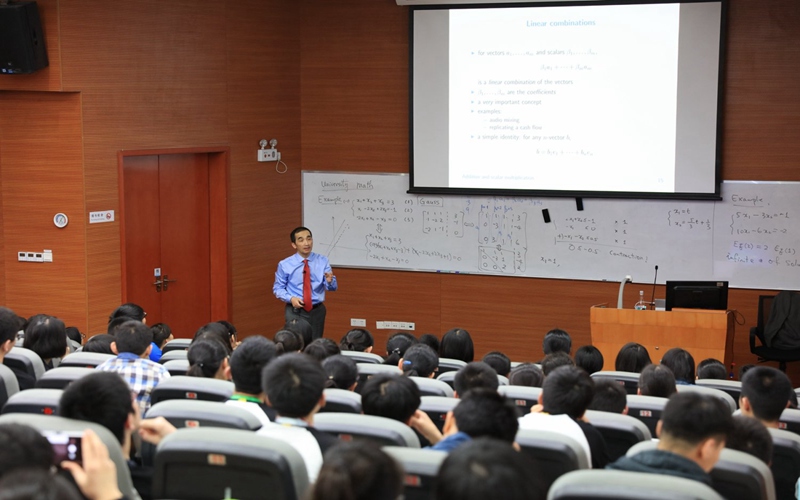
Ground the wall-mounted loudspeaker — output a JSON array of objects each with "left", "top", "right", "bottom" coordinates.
[{"left": 0, "top": 1, "right": 48, "bottom": 74}]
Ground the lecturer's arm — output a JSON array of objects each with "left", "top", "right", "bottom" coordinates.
[
  {"left": 324, "top": 260, "right": 338, "bottom": 291},
  {"left": 273, "top": 262, "right": 294, "bottom": 303}
]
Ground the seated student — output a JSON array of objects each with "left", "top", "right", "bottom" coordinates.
[
  {"left": 322, "top": 354, "right": 359, "bottom": 391},
  {"left": 508, "top": 363, "right": 544, "bottom": 387},
  {"left": 0, "top": 423, "right": 57, "bottom": 481},
  {"left": 273, "top": 328, "right": 305, "bottom": 355},
  {"left": 454, "top": 361, "right": 499, "bottom": 398},
  {"left": 429, "top": 388, "right": 519, "bottom": 452},
  {"left": 65, "top": 326, "right": 84, "bottom": 347},
  {"left": 696, "top": 358, "right": 727, "bottom": 380},
  {"left": 81, "top": 333, "right": 115, "bottom": 354},
  {"left": 738, "top": 363, "right": 755, "bottom": 381},
  {"left": 739, "top": 366, "right": 793, "bottom": 429},
  {"left": 588, "top": 379, "right": 628, "bottom": 414},
  {"left": 0, "top": 308, "right": 35, "bottom": 390},
  {"left": 607, "top": 392, "right": 733, "bottom": 485},
  {"left": 284, "top": 318, "right": 313, "bottom": 348},
  {"left": 308, "top": 441, "right": 403, "bottom": 500},
  {"left": 482, "top": 351, "right": 511, "bottom": 377},
  {"left": 225, "top": 336, "right": 278, "bottom": 424},
  {"left": 186, "top": 339, "right": 230, "bottom": 380},
  {"left": 304, "top": 338, "right": 340, "bottom": 362},
  {"left": 95, "top": 320, "right": 170, "bottom": 415},
  {"left": 215, "top": 320, "right": 239, "bottom": 351},
  {"left": 383, "top": 332, "right": 418, "bottom": 366},
  {"left": 542, "top": 328, "right": 572, "bottom": 356},
  {"left": 258, "top": 353, "right": 339, "bottom": 482},
  {"left": 193, "top": 322, "right": 234, "bottom": 355},
  {"left": 339, "top": 328, "right": 374, "bottom": 353},
  {"left": 519, "top": 365, "right": 610, "bottom": 469},
  {"left": 540, "top": 351, "right": 574, "bottom": 377},
  {"left": 400, "top": 344, "right": 439, "bottom": 378},
  {"left": 109, "top": 303, "right": 161, "bottom": 361},
  {"left": 660, "top": 347, "right": 695, "bottom": 385},
  {"left": 148, "top": 323, "right": 173, "bottom": 363},
  {"left": 726, "top": 415, "right": 773, "bottom": 465},
  {"left": 440, "top": 328, "right": 474, "bottom": 362},
  {"left": 419, "top": 333, "right": 440, "bottom": 353},
  {"left": 23, "top": 314, "right": 69, "bottom": 370},
  {"left": 615, "top": 342, "right": 651, "bottom": 373},
  {"left": 574, "top": 345, "right": 604, "bottom": 375},
  {"left": 638, "top": 364, "right": 677, "bottom": 398},
  {"left": 435, "top": 438, "right": 546, "bottom": 500}
]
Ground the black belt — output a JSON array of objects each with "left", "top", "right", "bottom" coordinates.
[{"left": 288, "top": 303, "right": 324, "bottom": 310}]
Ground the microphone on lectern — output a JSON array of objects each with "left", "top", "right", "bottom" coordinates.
[{"left": 649, "top": 265, "right": 659, "bottom": 310}]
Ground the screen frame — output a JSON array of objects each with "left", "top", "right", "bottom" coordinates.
[{"left": 664, "top": 280, "right": 729, "bottom": 311}]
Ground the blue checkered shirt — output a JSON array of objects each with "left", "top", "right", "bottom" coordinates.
[{"left": 96, "top": 352, "right": 170, "bottom": 415}]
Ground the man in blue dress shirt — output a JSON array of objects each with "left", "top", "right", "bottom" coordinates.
[{"left": 273, "top": 227, "right": 337, "bottom": 340}]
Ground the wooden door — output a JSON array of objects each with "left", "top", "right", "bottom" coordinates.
[{"left": 121, "top": 152, "right": 221, "bottom": 338}]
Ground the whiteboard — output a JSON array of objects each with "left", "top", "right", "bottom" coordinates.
[{"left": 302, "top": 172, "right": 800, "bottom": 290}]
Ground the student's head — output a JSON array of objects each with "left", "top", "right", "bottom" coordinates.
[
  {"left": 454, "top": 388, "right": 519, "bottom": 442},
  {"left": 541, "top": 351, "right": 574, "bottom": 376},
  {"left": 215, "top": 320, "right": 238, "bottom": 348},
  {"left": 107, "top": 316, "right": 131, "bottom": 336},
  {"left": 309, "top": 441, "right": 403, "bottom": 500},
  {"left": 660, "top": 347, "right": 695, "bottom": 384},
  {"left": 542, "top": 328, "right": 571, "bottom": 356},
  {"left": 113, "top": 320, "right": 153, "bottom": 356},
  {"left": 284, "top": 318, "right": 313, "bottom": 347},
  {"left": 229, "top": 336, "right": 277, "bottom": 395},
  {"left": 638, "top": 364, "right": 677, "bottom": 398},
  {"left": 65, "top": 326, "right": 83, "bottom": 346},
  {"left": 435, "top": 438, "right": 545, "bottom": 500},
  {"left": 508, "top": 363, "right": 544, "bottom": 387},
  {"left": 454, "top": 362, "right": 498, "bottom": 397},
  {"left": 696, "top": 358, "right": 727, "bottom": 380},
  {"left": 657, "top": 392, "right": 733, "bottom": 472},
  {"left": 738, "top": 364, "right": 755, "bottom": 381},
  {"left": 0, "top": 469, "right": 83, "bottom": 500},
  {"left": 109, "top": 303, "right": 146, "bottom": 323},
  {"left": 360, "top": 373, "right": 421, "bottom": 424},
  {"left": 304, "top": 338, "right": 340, "bottom": 362},
  {"left": 726, "top": 415, "right": 773, "bottom": 465},
  {"left": 384, "top": 332, "right": 417, "bottom": 366},
  {"left": 588, "top": 379, "right": 628, "bottom": 414},
  {"left": 482, "top": 351, "right": 511, "bottom": 377},
  {"left": 273, "top": 329, "right": 305, "bottom": 355},
  {"left": 614, "top": 342, "right": 651, "bottom": 373},
  {"left": 541, "top": 365, "right": 594, "bottom": 419},
  {"left": 0, "top": 307, "right": 20, "bottom": 354},
  {"left": 322, "top": 354, "right": 359, "bottom": 391},
  {"left": 418, "top": 333, "right": 440, "bottom": 352},
  {"left": 193, "top": 322, "right": 233, "bottom": 355},
  {"left": 150, "top": 323, "right": 173, "bottom": 349},
  {"left": 740, "top": 366, "right": 793, "bottom": 424},
  {"left": 0, "top": 424, "right": 54, "bottom": 481},
  {"left": 262, "top": 353, "right": 326, "bottom": 419},
  {"left": 401, "top": 344, "right": 439, "bottom": 378},
  {"left": 59, "top": 372, "right": 137, "bottom": 445},
  {"left": 574, "top": 345, "right": 604, "bottom": 375},
  {"left": 81, "top": 333, "right": 115, "bottom": 354},
  {"left": 440, "top": 328, "right": 474, "bottom": 362},
  {"left": 22, "top": 314, "right": 68, "bottom": 361},
  {"left": 339, "top": 328, "right": 374, "bottom": 353},
  {"left": 187, "top": 339, "right": 230, "bottom": 380}
]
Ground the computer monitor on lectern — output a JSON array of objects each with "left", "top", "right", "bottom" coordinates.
[{"left": 665, "top": 281, "right": 729, "bottom": 311}]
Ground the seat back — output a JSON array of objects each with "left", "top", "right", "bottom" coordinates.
[
  {"left": 624, "top": 394, "right": 668, "bottom": 436},
  {"left": 314, "top": 413, "right": 420, "bottom": 448},
  {"left": 591, "top": 371, "right": 640, "bottom": 395},
  {"left": 696, "top": 379, "right": 742, "bottom": 408},
  {"left": 515, "top": 428, "right": 589, "bottom": 492},
  {"left": 161, "top": 338, "right": 192, "bottom": 354},
  {"left": 159, "top": 349, "right": 189, "bottom": 364},
  {"left": 0, "top": 413, "right": 141, "bottom": 500},
  {"left": 145, "top": 399, "right": 264, "bottom": 430},
  {"left": 583, "top": 409, "right": 652, "bottom": 462},
  {"left": 383, "top": 446, "right": 447, "bottom": 500},
  {"left": 58, "top": 352, "right": 115, "bottom": 368},
  {"left": 778, "top": 408, "right": 800, "bottom": 436},
  {"left": 355, "top": 363, "right": 401, "bottom": 393},
  {"left": 711, "top": 448, "right": 775, "bottom": 500},
  {"left": 340, "top": 350, "right": 385, "bottom": 364},
  {"left": 498, "top": 385, "right": 542, "bottom": 416},
  {"left": 675, "top": 385, "right": 736, "bottom": 413},
  {"left": 35, "top": 367, "right": 95, "bottom": 390},
  {"left": 410, "top": 376, "right": 454, "bottom": 398},
  {"left": 437, "top": 357, "right": 467, "bottom": 375},
  {"left": 150, "top": 376, "right": 234, "bottom": 405},
  {"left": 2, "top": 388, "right": 61, "bottom": 416},
  {"left": 0, "top": 364, "right": 20, "bottom": 408},
  {"left": 768, "top": 428, "right": 800, "bottom": 500},
  {"left": 4, "top": 346, "right": 46, "bottom": 380},
  {"left": 319, "top": 388, "right": 362, "bottom": 414},
  {"left": 547, "top": 469, "right": 724, "bottom": 500},
  {"left": 419, "top": 396, "right": 459, "bottom": 433},
  {"left": 153, "top": 427, "right": 308, "bottom": 500},
  {"left": 163, "top": 359, "right": 190, "bottom": 376},
  {"left": 435, "top": 371, "right": 457, "bottom": 389}
]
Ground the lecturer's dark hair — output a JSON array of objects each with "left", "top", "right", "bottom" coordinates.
[{"left": 290, "top": 226, "right": 312, "bottom": 242}]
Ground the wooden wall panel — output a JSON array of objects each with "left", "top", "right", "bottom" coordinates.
[{"left": 0, "top": 0, "right": 62, "bottom": 92}]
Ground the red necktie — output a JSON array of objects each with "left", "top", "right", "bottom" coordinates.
[{"left": 303, "top": 259, "right": 313, "bottom": 312}]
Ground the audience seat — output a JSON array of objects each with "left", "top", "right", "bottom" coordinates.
[
  {"left": 314, "top": 413, "right": 420, "bottom": 448},
  {"left": 163, "top": 359, "right": 190, "bottom": 376},
  {"left": 778, "top": 408, "right": 800, "bottom": 435},
  {"left": 419, "top": 396, "right": 459, "bottom": 434},
  {"left": 355, "top": 363, "right": 401, "bottom": 393},
  {"left": 2, "top": 388, "right": 62, "bottom": 416},
  {"left": 0, "top": 413, "right": 141, "bottom": 500},
  {"left": 383, "top": 446, "right": 447, "bottom": 500},
  {"left": 4, "top": 346, "right": 46, "bottom": 382},
  {"left": 590, "top": 371, "right": 640, "bottom": 395},
  {"left": 145, "top": 399, "right": 263, "bottom": 431},
  {"left": 624, "top": 394, "right": 668, "bottom": 436},
  {"left": 150, "top": 376, "right": 234, "bottom": 405},
  {"left": 319, "top": 388, "right": 362, "bottom": 414},
  {"left": 435, "top": 371, "right": 507, "bottom": 390},
  {"left": 0, "top": 364, "right": 20, "bottom": 409},
  {"left": 58, "top": 352, "right": 114, "bottom": 369},
  {"left": 35, "top": 367, "right": 95, "bottom": 390},
  {"left": 696, "top": 379, "right": 742, "bottom": 408},
  {"left": 159, "top": 349, "right": 189, "bottom": 364},
  {"left": 675, "top": 384, "right": 736, "bottom": 413},
  {"left": 410, "top": 376, "right": 454, "bottom": 398},
  {"left": 515, "top": 428, "right": 589, "bottom": 492},
  {"left": 768, "top": 427, "right": 800, "bottom": 500},
  {"left": 583, "top": 409, "right": 652, "bottom": 462},
  {"left": 547, "top": 469, "right": 724, "bottom": 500},
  {"left": 160, "top": 338, "right": 191, "bottom": 354},
  {"left": 153, "top": 427, "right": 308, "bottom": 500},
  {"left": 498, "top": 385, "right": 542, "bottom": 416},
  {"left": 340, "top": 350, "right": 384, "bottom": 364},
  {"left": 436, "top": 357, "right": 467, "bottom": 375}
]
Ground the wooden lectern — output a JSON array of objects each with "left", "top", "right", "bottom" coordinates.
[{"left": 590, "top": 305, "right": 735, "bottom": 372}]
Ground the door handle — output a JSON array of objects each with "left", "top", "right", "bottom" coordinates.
[
  {"left": 162, "top": 275, "right": 177, "bottom": 291},
  {"left": 153, "top": 278, "right": 162, "bottom": 292}
]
